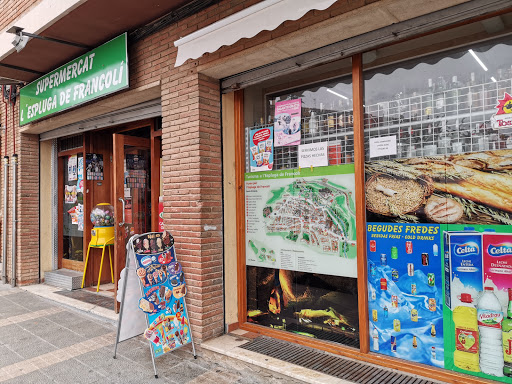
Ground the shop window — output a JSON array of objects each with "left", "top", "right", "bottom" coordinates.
[
  {"left": 363, "top": 15, "right": 512, "bottom": 382},
  {"left": 242, "top": 58, "right": 360, "bottom": 348},
  {"left": 58, "top": 134, "right": 83, "bottom": 152},
  {"left": 62, "top": 153, "right": 84, "bottom": 262}
]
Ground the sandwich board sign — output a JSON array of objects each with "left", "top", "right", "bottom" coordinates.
[{"left": 114, "top": 231, "right": 196, "bottom": 377}]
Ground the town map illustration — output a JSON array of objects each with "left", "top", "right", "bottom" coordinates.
[{"left": 245, "top": 166, "right": 357, "bottom": 277}]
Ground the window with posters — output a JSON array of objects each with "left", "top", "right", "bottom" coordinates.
[
  {"left": 243, "top": 57, "right": 361, "bottom": 347},
  {"left": 363, "top": 23, "right": 512, "bottom": 382}
]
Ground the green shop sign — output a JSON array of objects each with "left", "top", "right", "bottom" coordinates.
[{"left": 19, "top": 33, "right": 128, "bottom": 126}]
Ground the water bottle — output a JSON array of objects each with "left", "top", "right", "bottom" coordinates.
[{"left": 477, "top": 287, "right": 505, "bottom": 377}]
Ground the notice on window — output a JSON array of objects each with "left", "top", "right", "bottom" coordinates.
[
  {"left": 244, "top": 165, "right": 357, "bottom": 277},
  {"left": 298, "top": 142, "right": 328, "bottom": 168},
  {"left": 369, "top": 135, "right": 397, "bottom": 158}
]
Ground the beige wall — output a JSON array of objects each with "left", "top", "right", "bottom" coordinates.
[
  {"left": 222, "top": 92, "right": 238, "bottom": 327},
  {"left": 39, "top": 140, "right": 53, "bottom": 279}
]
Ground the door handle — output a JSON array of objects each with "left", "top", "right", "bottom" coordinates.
[{"left": 118, "top": 197, "right": 126, "bottom": 227}]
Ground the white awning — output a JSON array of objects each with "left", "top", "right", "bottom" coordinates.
[{"left": 174, "top": 0, "right": 338, "bottom": 67}]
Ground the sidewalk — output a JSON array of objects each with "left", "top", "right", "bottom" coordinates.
[{"left": 0, "top": 283, "right": 307, "bottom": 384}]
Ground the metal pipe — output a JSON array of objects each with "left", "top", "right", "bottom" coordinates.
[
  {"left": 11, "top": 154, "right": 17, "bottom": 287},
  {"left": 2, "top": 156, "right": 7, "bottom": 284}
]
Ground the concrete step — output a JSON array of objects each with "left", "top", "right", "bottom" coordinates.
[{"left": 44, "top": 269, "right": 83, "bottom": 290}]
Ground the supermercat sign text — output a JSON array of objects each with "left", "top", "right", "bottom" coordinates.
[{"left": 19, "top": 33, "right": 128, "bottom": 126}]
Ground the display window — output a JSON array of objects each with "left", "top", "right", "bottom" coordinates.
[
  {"left": 243, "top": 58, "right": 361, "bottom": 347},
  {"left": 363, "top": 15, "right": 512, "bottom": 382},
  {"left": 58, "top": 135, "right": 85, "bottom": 268}
]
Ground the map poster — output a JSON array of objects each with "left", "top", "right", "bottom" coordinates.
[
  {"left": 250, "top": 126, "right": 274, "bottom": 172},
  {"left": 274, "top": 98, "right": 301, "bottom": 147},
  {"left": 244, "top": 165, "right": 357, "bottom": 278},
  {"left": 367, "top": 222, "right": 444, "bottom": 368}
]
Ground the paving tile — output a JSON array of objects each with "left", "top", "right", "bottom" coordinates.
[
  {"left": 2, "top": 370, "right": 56, "bottom": 384},
  {"left": 40, "top": 358, "right": 107, "bottom": 384},
  {"left": 0, "top": 345, "right": 23, "bottom": 368}
]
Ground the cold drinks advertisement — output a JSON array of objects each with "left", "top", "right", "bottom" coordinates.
[
  {"left": 249, "top": 126, "right": 274, "bottom": 172},
  {"left": 367, "top": 223, "right": 444, "bottom": 367},
  {"left": 245, "top": 165, "right": 357, "bottom": 278},
  {"left": 274, "top": 98, "right": 301, "bottom": 147},
  {"left": 443, "top": 224, "right": 512, "bottom": 382}
]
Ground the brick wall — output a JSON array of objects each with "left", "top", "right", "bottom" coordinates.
[
  {"left": 0, "top": 0, "right": 40, "bottom": 31},
  {"left": 1, "top": 0, "right": 382, "bottom": 340}
]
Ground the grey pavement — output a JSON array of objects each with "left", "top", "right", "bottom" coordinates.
[{"left": 0, "top": 283, "right": 304, "bottom": 384}]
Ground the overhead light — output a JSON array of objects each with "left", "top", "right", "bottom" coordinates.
[
  {"left": 468, "top": 49, "right": 488, "bottom": 71},
  {"left": 491, "top": 76, "right": 497, "bottom": 83},
  {"left": 12, "top": 32, "right": 29, "bottom": 53},
  {"left": 326, "top": 89, "right": 348, "bottom": 100}
]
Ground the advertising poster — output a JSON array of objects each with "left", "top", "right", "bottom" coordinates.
[
  {"left": 86, "top": 153, "right": 104, "bottom": 180},
  {"left": 65, "top": 185, "right": 77, "bottom": 203},
  {"left": 68, "top": 155, "right": 77, "bottom": 181},
  {"left": 443, "top": 224, "right": 512, "bottom": 382},
  {"left": 367, "top": 223, "right": 444, "bottom": 367},
  {"left": 77, "top": 156, "right": 84, "bottom": 180},
  {"left": 249, "top": 126, "right": 274, "bottom": 172},
  {"left": 366, "top": 149, "right": 512, "bottom": 381},
  {"left": 274, "top": 98, "right": 301, "bottom": 147},
  {"left": 365, "top": 149, "right": 512, "bottom": 226},
  {"left": 133, "top": 232, "right": 192, "bottom": 358},
  {"left": 245, "top": 165, "right": 357, "bottom": 277}
]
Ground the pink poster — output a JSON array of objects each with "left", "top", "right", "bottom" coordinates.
[
  {"left": 483, "top": 233, "right": 512, "bottom": 290},
  {"left": 274, "top": 98, "right": 301, "bottom": 147}
]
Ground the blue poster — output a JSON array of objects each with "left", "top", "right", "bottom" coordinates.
[
  {"left": 249, "top": 126, "right": 273, "bottom": 172},
  {"left": 133, "top": 231, "right": 192, "bottom": 357},
  {"left": 367, "top": 222, "right": 444, "bottom": 367}
]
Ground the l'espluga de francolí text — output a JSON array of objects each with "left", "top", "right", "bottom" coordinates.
[{"left": 22, "top": 54, "right": 125, "bottom": 122}]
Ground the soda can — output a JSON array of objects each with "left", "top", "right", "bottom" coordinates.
[
  {"left": 406, "top": 241, "right": 413, "bottom": 254},
  {"left": 427, "top": 273, "right": 435, "bottom": 287},
  {"left": 372, "top": 309, "right": 378, "bottom": 322},
  {"left": 407, "top": 263, "right": 414, "bottom": 276},
  {"left": 380, "top": 278, "right": 387, "bottom": 290},
  {"left": 393, "top": 319, "right": 401, "bottom": 332},
  {"left": 391, "top": 295, "right": 398, "bottom": 308},
  {"left": 411, "top": 283, "right": 417, "bottom": 295},
  {"left": 391, "top": 269, "right": 399, "bottom": 282},
  {"left": 390, "top": 335, "right": 397, "bottom": 352},
  {"left": 391, "top": 246, "right": 398, "bottom": 259},
  {"left": 380, "top": 253, "right": 387, "bottom": 266},
  {"left": 428, "top": 298, "right": 436, "bottom": 312},
  {"left": 411, "top": 309, "right": 418, "bottom": 322},
  {"left": 422, "top": 252, "right": 429, "bottom": 266},
  {"left": 370, "top": 240, "right": 376, "bottom": 252}
]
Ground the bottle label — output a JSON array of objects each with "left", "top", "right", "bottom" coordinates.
[
  {"left": 478, "top": 309, "right": 503, "bottom": 329},
  {"left": 456, "top": 328, "right": 478, "bottom": 353},
  {"left": 504, "top": 330, "right": 512, "bottom": 363}
]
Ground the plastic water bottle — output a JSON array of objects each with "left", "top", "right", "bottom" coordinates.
[
  {"left": 372, "top": 327, "right": 379, "bottom": 351},
  {"left": 477, "top": 287, "right": 504, "bottom": 377},
  {"left": 433, "top": 243, "right": 439, "bottom": 257}
]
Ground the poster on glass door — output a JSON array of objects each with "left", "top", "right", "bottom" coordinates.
[{"left": 274, "top": 98, "right": 301, "bottom": 147}]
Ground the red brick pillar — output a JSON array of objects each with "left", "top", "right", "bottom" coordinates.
[{"left": 161, "top": 70, "right": 223, "bottom": 341}]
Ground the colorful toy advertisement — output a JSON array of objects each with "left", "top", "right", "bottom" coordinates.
[
  {"left": 245, "top": 165, "right": 357, "bottom": 278},
  {"left": 249, "top": 126, "right": 274, "bottom": 172},
  {"left": 133, "top": 231, "right": 192, "bottom": 357},
  {"left": 274, "top": 98, "right": 301, "bottom": 147},
  {"left": 86, "top": 153, "right": 104, "bottom": 180},
  {"left": 367, "top": 222, "right": 444, "bottom": 368}
]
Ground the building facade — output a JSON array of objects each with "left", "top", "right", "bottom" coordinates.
[{"left": 0, "top": 0, "right": 511, "bottom": 383}]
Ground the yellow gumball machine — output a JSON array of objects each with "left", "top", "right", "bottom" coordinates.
[{"left": 81, "top": 203, "right": 115, "bottom": 291}]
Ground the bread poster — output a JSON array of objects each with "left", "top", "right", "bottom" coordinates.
[{"left": 365, "top": 149, "right": 512, "bottom": 225}]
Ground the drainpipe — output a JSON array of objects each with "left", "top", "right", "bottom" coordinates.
[
  {"left": 11, "top": 154, "right": 16, "bottom": 287},
  {"left": 10, "top": 86, "right": 16, "bottom": 287},
  {"left": 1, "top": 87, "right": 8, "bottom": 284}
]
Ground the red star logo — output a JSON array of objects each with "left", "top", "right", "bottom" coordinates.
[{"left": 495, "top": 92, "right": 512, "bottom": 115}]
